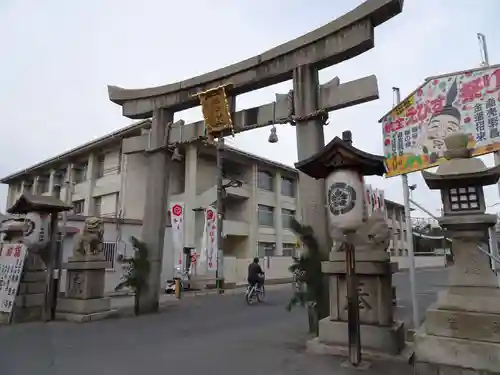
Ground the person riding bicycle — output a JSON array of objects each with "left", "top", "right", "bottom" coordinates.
[{"left": 247, "top": 257, "right": 264, "bottom": 289}]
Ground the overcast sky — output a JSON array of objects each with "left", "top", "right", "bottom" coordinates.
[{"left": 0, "top": 0, "right": 499, "bottom": 218}]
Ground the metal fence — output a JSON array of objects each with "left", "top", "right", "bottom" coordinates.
[{"left": 103, "top": 242, "right": 117, "bottom": 270}]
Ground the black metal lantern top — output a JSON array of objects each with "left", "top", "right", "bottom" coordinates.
[{"left": 294, "top": 130, "right": 386, "bottom": 179}]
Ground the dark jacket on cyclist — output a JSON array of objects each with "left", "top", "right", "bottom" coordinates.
[{"left": 247, "top": 257, "right": 263, "bottom": 285}]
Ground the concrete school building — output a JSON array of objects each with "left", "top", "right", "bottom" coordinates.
[{"left": 0, "top": 119, "right": 413, "bottom": 293}]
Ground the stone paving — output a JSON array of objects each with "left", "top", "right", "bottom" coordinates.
[{"left": 0, "top": 269, "right": 447, "bottom": 375}]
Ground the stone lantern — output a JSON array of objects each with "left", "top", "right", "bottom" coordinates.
[
  {"left": 297, "top": 131, "right": 407, "bottom": 363},
  {"left": 414, "top": 132, "right": 500, "bottom": 374}
]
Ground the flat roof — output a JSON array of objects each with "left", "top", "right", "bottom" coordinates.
[
  {"left": 0, "top": 120, "right": 405, "bottom": 209},
  {"left": 0, "top": 119, "right": 151, "bottom": 183},
  {"left": 0, "top": 118, "right": 297, "bottom": 183}
]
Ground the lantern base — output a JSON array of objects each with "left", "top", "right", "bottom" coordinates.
[
  {"left": 315, "top": 318, "right": 407, "bottom": 356},
  {"left": 307, "top": 319, "right": 413, "bottom": 363},
  {"left": 414, "top": 327, "right": 500, "bottom": 374}
]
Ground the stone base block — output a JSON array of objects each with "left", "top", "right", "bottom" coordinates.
[
  {"left": 306, "top": 337, "right": 414, "bottom": 364},
  {"left": 425, "top": 304, "right": 500, "bottom": 343},
  {"left": 437, "top": 287, "right": 500, "bottom": 315},
  {"left": 57, "top": 297, "right": 111, "bottom": 315},
  {"left": 415, "top": 361, "right": 500, "bottom": 375},
  {"left": 414, "top": 325, "right": 500, "bottom": 373},
  {"left": 56, "top": 309, "right": 118, "bottom": 323},
  {"left": 15, "top": 293, "right": 45, "bottom": 308},
  {"left": 318, "top": 318, "right": 406, "bottom": 355},
  {"left": 0, "top": 305, "right": 44, "bottom": 324}
]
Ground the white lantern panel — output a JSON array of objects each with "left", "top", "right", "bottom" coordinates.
[
  {"left": 325, "top": 169, "right": 364, "bottom": 232},
  {"left": 23, "top": 212, "right": 50, "bottom": 250}
]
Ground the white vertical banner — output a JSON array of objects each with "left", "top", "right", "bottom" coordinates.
[
  {"left": 0, "top": 244, "right": 28, "bottom": 314},
  {"left": 204, "top": 207, "right": 218, "bottom": 271},
  {"left": 377, "top": 189, "right": 388, "bottom": 220},
  {"left": 169, "top": 202, "right": 185, "bottom": 269},
  {"left": 373, "top": 188, "right": 380, "bottom": 211},
  {"left": 365, "top": 184, "right": 374, "bottom": 217},
  {"left": 364, "top": 185, "right": 386, "bottom": 218}
]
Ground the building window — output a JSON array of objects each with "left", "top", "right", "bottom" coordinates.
[
  {"left": 74, "top": 163, "right": 87, "bottom": 183},
  {"left": 281, "top": 177, "right": 295, "bottom": 197},
  {"left": 258, "top": 205, "right": 274, "bottom": 227},
  {"left": 96, "top": 155, "right": 105, "bottom": 178},
  {"left": 258, "top": 170, "right": 274, "bottom": 191},
  {"left": 53, "top": 185, "right": 61, "bottom": 200},
  {"left": 258, "top": 242, "right": 275, "bottom": 257},
  {"left": 115, "top": 192, "right": 120, "bottom": 217},
  {"left": 72, "top": 200, "right": 84, "bottom": 215},
  {"left": 282, "top": 243, "right": 296, "bottom": 257},
  {"left": 94, "top": 197, "right": 102, "bottom": 217},
  {"left": 118, "top": 148, "right": 123, "bottom": 174},
  {"left": 281, "top": 208, "right": 295, "bottom": 229},
  {"left": 449, "top": 187, "right": 479, "bottom": 211},
  {"left": 38, "top": 179, "right": 49, "bottom": 194}
]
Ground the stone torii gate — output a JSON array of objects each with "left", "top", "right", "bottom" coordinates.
[{"left": 107, "top": 0, "right": 404, "bottom": 313}]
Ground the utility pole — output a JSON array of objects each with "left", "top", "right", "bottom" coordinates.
[
  {"left": 477, "top": 33, "right": 500, "bottom": 284},
  {"left": 478, "top": 33, "right": 500, "bottom": 194},
  {"left": 393, "top": 87, "right": 420, "bottom": 330},
  {"left": 216, "top": 137, "right": 224, "bottom": 293}
]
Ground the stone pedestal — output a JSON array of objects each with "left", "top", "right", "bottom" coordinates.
[
  {"left": 0, "top": 252, "right": 47, "bottom": 324},
  {"left": 307, "top": 249, "right": 411, "bottom": 361},
  {"left": 56, "top": 254, "right": 116, "bottom": 322},
  {"left": 414, "top": 224, "right": 500, "bottom": 374}
]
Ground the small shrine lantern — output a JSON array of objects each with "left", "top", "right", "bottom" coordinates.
[
  {"left": 415, "top": 135, "right": 500, "bottom": 374},
  {"left": 295, "top": 130, "right": 386, "bottom": 233}
]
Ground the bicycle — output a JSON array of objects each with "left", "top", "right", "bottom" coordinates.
[{"left": 245, "top": 278, "right": 265, "bottom": 305}]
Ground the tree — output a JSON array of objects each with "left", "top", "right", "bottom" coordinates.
[
  {"left": 115, "top": 236, "right": 150, "bottom": 316},
  {"left": 286, "top": 218, "right": 326, "bottom": 335}
]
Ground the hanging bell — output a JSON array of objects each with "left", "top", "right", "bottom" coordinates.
[
  {"left": 268, "top": 126, "right": 278, "bottom": 143},
  {"left": 171, "top": 146, "right": 183, "bottom": 161}
]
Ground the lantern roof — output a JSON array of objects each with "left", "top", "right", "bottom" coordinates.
[
  {"left": 422, "top": 133, "right": 500, "bottom": 189},
  {"left": 422, "top": 164, "right": 500, "bottom": 190},
  {"left": 294, "top": 130, "right": 386, "bottom": 179},
  {"left": 7, "top": 193, "right": 73, "bottom": 214}
]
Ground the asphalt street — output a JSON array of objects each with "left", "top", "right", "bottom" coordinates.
[{"left": 0, "top": 268, "right": 448, "bottom": 375}]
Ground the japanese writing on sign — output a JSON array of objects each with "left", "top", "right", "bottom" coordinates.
[
  {"left": 380, "top": 65, "right": 500, "bottom": 177},
  {"left": 198, "top": 86, "right": 233, "bottom": 136},
  {"left": 0, "top": 244, "right": 27, "bottom": 314}
]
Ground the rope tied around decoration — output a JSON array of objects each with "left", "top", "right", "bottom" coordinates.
[{"left": 275, "top": 89, "right": 330, "bottom": 126}]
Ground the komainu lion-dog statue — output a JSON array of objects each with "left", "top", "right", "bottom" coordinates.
[
  {"left": 73, "top": 217, "right": 104, "bottom": 256},
  {"left": 330, "top": 211, "right": 391, "bottom": 252}
]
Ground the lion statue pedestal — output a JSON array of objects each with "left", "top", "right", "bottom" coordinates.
[
  {"left": 308, "top": 212, "right": 410, "bottom": 360},
  {"left": 56, "top": 218, "right": 116, "bottom": 322}
]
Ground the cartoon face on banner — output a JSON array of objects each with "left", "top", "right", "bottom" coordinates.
[{"left": 381, "top": 65, "right": 500, "bottom": 177}]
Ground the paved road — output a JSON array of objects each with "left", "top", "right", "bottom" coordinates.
[
  {"left": 393, "top": 267, "right": 448, "bottom": 329},
  {"left": 0, "top": 269, "right": 448, "bottom": 375}
]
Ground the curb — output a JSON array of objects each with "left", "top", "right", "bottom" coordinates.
[
  {"left": 110, "top": 283, "right": 292, "bottom": 317},
  {"left": 395, "top": 266, "right": 447, "bottom": 273},
  {"left": 112, "top": 298, "right": 181, "bottom": 319}
]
